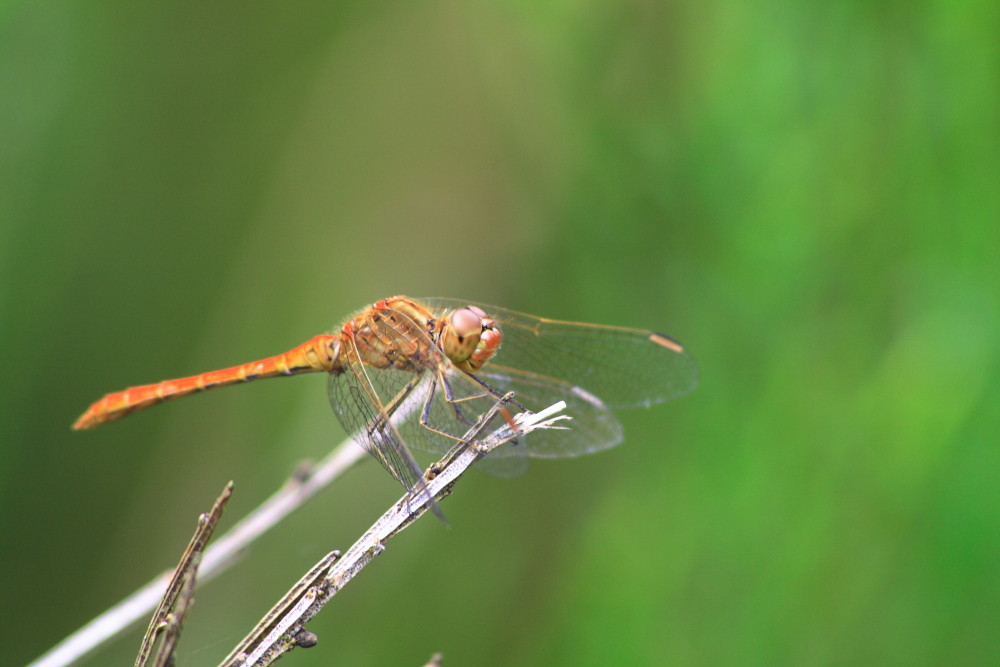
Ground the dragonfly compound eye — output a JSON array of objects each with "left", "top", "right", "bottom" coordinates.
[{"left": 443, "top": 308, "right": 485, "bottom": 364}]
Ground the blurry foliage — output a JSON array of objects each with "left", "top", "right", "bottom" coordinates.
[{"left": 2, "top": 1, "right": 998, "bottom": 665}]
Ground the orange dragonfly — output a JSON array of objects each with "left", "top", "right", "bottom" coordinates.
[{"left": 74, "top": 296, "right": 697, "bottom": 497}]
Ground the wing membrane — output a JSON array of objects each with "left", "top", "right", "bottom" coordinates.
[
  {"left": 477, "top": 366, "right": 622, "bottom": 458},
  {"left": 327, "top": 302, "right": 516, "bottom": 489},
  {"left": 421, "top": 298, "right": 698, "bottom": 409}
]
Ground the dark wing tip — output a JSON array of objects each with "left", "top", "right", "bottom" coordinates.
[{"left": 648, "top": 331, "right": 685, "bottom": 353}]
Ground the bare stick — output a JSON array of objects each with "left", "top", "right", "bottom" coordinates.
[
  {"left": 148, "top": 563, "right": 196, "bottom": 667},
  {"left": 28, "top": 438, "right": 369, "bottom": 667},
  {"left": 135, "top": 482, "right": 233, "bottom": 667},
  {"left": 222, "top": 399, "right": 570, "bottom": 666},
  {"left": 218, "top": 550, "right": 342, "bottom": 664}
]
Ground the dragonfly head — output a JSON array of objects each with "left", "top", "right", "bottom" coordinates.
[{"left": 442, "top": 306, "right": 501, "bottom": 373}]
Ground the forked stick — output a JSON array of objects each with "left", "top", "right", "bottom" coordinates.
[
  {"left": 221, "top": 399, "right": 569, "bottom": 666},
  {"left": 28, "top": 440, "right": 368, "bottom": 667}
]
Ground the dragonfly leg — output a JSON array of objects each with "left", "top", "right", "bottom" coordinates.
[
  {"left": 464, "top": 372, "right": 529, "bottom": 413},
  {"left": 415, "top": 375, "right": 473, "bottom": 446},
  {"left": 420, "top": 376, "right": 441, "bottom": 429},
  {"left": 363, "top": 374, "right": 422, "bottom": 437},
  {"left": 433, "top": 391, "right": 518, "bottom": 470},
  {"left": 456, "top": 373, "right": 527, "bottom": 448},
  {"left": 409, "top": 369, "right": 510, "bottom": 455},
  {"left": 414, "top": 373, "right": 509, "bottom": 448},
  {"left": 435, "top": 369, "right": 525, "bottom": 426},
  {"left": 437, "top": 373, "right": 480, "bottom": 426}
]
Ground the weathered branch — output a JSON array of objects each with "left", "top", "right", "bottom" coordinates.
[
  {"left": 221, "top": 399, "right": 569, "bottom": 666},
  {"left": 135, "top": 482, "right": 233, "bottom": 667},
  {"left": 29, "top": 439, "right": 368, "bottom": 667}
]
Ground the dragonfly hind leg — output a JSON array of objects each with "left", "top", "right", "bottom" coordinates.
[
  {"left": 417, "top": 369, "right": 515, "bottom": 447},
  {"left": 431, "top": 391, "right": 519, "bottom": 472}
]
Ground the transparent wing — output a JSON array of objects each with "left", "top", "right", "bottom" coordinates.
[
  {"left": 327, "top": 352, "right": 429, "bottom": 495},
  {"left": 326, "top": 302, "right": 516, "bottom": 489},
  {"left": 420, "top": 298, "right": 698, "bottom": 410},
  {"left": 477, "top": 366, "right": 622, "bottom": 458}
]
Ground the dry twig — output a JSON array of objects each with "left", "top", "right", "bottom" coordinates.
[
  {"left": 221, "top": 398, "right": 569, "bottom": 666},
  {"left": 135, "top": 482, "right": 233, "bottom": 667},
  {"left": 29, "top": 439, "right": 368, "bottom": 667}
]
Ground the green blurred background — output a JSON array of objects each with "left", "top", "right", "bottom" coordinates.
[{"left": 3, "top": 1, "right": 998, "bottom": 665}]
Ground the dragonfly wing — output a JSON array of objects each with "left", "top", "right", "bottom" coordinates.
[
  {"left": 327, "top": 300, "right": 519, "bottom": 487},
  {"left": 327, "top": 363, "right": 428, "bottom": 494},
  {"left": 419, "top": 298, "right": 698, "bottom": 409},
  {"left": 477, "top": 365, "right": 623, "bottom": 458}
]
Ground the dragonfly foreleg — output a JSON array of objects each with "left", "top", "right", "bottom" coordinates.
[
  {"left": 434, "top": 368, "right": 521, "bottom": 428},
  {"left": 415, "top": 370, "right": 512, "bottom": 449},
  {"left": 433, "top": 391, "right": 518, "bottom": 470},
  {"left": 464, "top": 372, "right": 528, "bottom": 413},
  {"left": 363, "top": 375, "right": 423, "bottom": 438}
]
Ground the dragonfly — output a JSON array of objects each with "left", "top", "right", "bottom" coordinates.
[{"left": 74, "top": 296, "right": 697, "bottom": 498}]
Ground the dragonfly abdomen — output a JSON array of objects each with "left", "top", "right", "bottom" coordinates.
[{"left": 73, "top": 334, "right": 340, "bottom": 429}]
